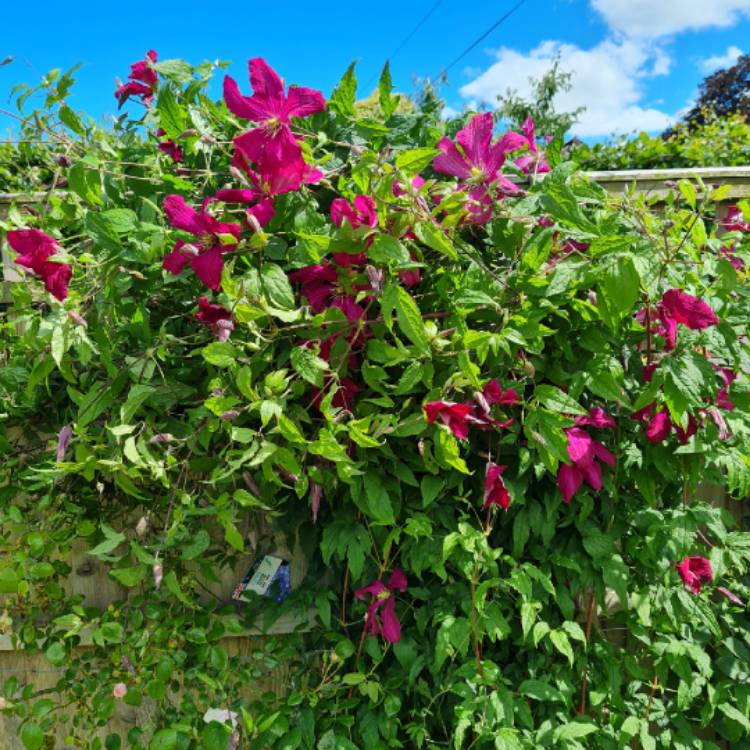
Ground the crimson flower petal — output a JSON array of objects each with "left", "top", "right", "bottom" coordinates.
[
  {"left": 163, "top": 195, "right": 205, "bottom": 235},
  {"left": 190, "top": 246, "right": 225, "bottom": 290},
  {"left": 557, "top": 464, "right": 583, "bottom": 503}
]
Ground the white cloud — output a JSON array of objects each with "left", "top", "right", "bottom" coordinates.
[
  {"left": 458, "top": 39, "right": 673, "bottom": 137},
  {"left": 700, "top": 45, "right": 744, "bottom": 72},
  {"left": 591, "top": 0, "right": 750, "bottom": 38}
]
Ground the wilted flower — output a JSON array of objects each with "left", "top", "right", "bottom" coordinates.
[{"left": 56, "top": 424, "right": 73, "bottom": 462}]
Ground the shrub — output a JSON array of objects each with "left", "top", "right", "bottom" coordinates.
[{"left": 1, "top": 53, "right": 750, "bottom": 750}]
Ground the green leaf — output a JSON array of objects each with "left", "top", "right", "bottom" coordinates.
[
  {"left": 394, "top": 286, "right": 430, "bottom": 353},
  {"left": 59, "top": 105, "right": 84, "bottom": 135},
  {"left": 50, "top": 326, "right": 65, "bottom": 368},
  {"left": 0, "top": 567, "right": 19, "bottom": 593},
  {"left": 290, "top": 346, "right": 328, "bottom": 387},
  {"left": 420, "top": 475, "right": 444, "bottom": 508},
  {"left": 598, "top": 255, "right": 641, "bottom": 330},
  {"left": 601, "top": 553, "right": 629, "bottom": 609},
  {"left": 20, "top": 723, "right": 44, "bottom": 750},
  {"left": 260, "top": 263, "right": 296, "bottom": 310},
  {"left": 156, "top": 86, "right": 186, "bottom": 140},
  {"left": 330, "top": 62, "right": 357, "bottom": 117},
  {"left": 154, "top": 59, "right": 193, "bottom": 84},
  {"left": 88, "top": 526, "right": 126, "bottom": 558},
  {"left": 181, "top": 530, "right": 211, "bottom": 560},
  {"left": 534, "top": 385, "right": 586, "bottom": 415},
  {"left": 149, "top": 728, "right": 178, "bottom": 750},
  {"left": 395, "top": 148, "right": 440, "bottom": 176},
  {"left": 549, "top": 629, "right": 574, "bottom": 666},
  {"left": 518, "top": 679, "right": 564, "bottom": 703},
  {"left": 223, "top": 523, "right": 245, "bottom": 552},
  {"left": 110, "top": 565, "right": 147, "bottom": 587},
  {"left": 554, "top": 721, "right": 598, "bottom": 742},
  {"left": 202, "top": 342, "right": 239, "bottom": 368},
  {"left": 414, "top": 222, "right": 458, "bottom": 260},
  {"left": 378, "top": 62, "right": 398, "bottom": 120},
  {"left": 45, "top": 642, "right": 66, "bottom": 666},
  {"left": 201, "top": 723, "right": 230, "bottom": 750},
  {"left": 68, "top": 158, "right": 102, "bottom": 205},
  {"left": 368, "top": 235, "right": 410, "bottom": 264},
  {"left": 361, "top": 471, "right": 395, "bottom": 524}
]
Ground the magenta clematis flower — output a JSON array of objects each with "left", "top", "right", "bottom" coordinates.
[
  {"left": 161, "top": 195, "right": 241, "bottom": 290},
  {"left": 392, "top": 175, "right": 426, "bottom": 197},
  {"left": 433, "top": 112, "right": 524, "bottom": 223},
  {"left": 484, "top": 462, "right": 510, "bottom": 510},
  {"left": 196, "top": 297, "right": 235, "bottom": 342},
  {"left": 514, "top": 116, "right": 550, "bottom": 175},
  {"left": 722, "top": 205, "right": 750, "bottom": 232},
  {"left": 355, "top": 569, "right": 408, "bottom": 643},
  {"left": 575, "top": 407, "right": 616, "bottom": 429},
  {"left": 331, "top": 195, "right": 378, "bottom": 230},
  {"left": 115, "top": 50, "right": 158, "bottom": 108},
  {"left": 8, "top": 229, "right": 72, "bottom": 301},
  {"left": 424, "top": 401, "right": 475, "bottom": 440},
  {"left": 557, "top": 427, "right": 615, "bottom": 503},
  {"left": 661, "top": 289, "right": 719, "bottom": 330},
  {"left": 638, "top": 289, "right": 719, "bottom": 351},
  {"left": 676, "top": 556, "right": 712, "bottom": 594},
  {"left": 156, "top": 129, "right": 183, "bottom": 163},
  {"left": 635, "top": 405, "right": 697, "bottom": 445},
  {"left": 224, "top": 58, "right": 325, "bottom": 177}
]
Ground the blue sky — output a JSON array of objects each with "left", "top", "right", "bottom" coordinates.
[{"left": 0, "top": 0, "right": 749, "bottom": 139}]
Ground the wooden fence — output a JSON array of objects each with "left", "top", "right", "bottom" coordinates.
[{"left": 1, "top": 166, "right": 749, "bottom": 746}]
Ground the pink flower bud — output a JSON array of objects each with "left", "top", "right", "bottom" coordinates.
[
  {"left": 113, "top": 683, "right": 127, "bottom": 699},
  {"left": 220, "top": 410, "right": 240, "bottom": 421},
  {"left": 148, "top": 433, "right": 175, "bottom": 444},
  {"left": 56, "top": 424, "right": 73, "bottom": 463},
  {"left": 310, "top": 482, "right": 322, "bottom": 523},
  {"left": 135, "top": 516, "right": 149, "bottom": 538},
  {"left": 153, "top": 560, "right": 163, "bottom": 589},
  {"left": 67, "top": 310, "right": 88, "bottom": 327}
]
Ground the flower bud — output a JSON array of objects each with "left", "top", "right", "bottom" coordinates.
[
  {"left": 153, "top": 560, "right": 163, "bottom": 589},
  {"left": 148, "top": 433, "right": 174, "bottom": 444},
  {"left": 177, "top": 129, "right": 198, "bottom": 139},
  {"left": 135, "top": 516, "right": 149, "bottom": 538},
  {"left": 366, "top": 265, "right": 383, "bottom": 293},
  {"left": 113, "top": 683, "right": 127, "bottom": 699},
  {"left": 220, "top": 410, "right": 240, "bottom": 421},
  {"left": 67, "top": 310, "right": 87, "bottom": 328}
]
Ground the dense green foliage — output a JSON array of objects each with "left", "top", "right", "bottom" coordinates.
[
  {"left": 2, "top": 54, "right": 750, "bottom": 750},
  {"left": 572, "top": 112, "right": 750, "bottom": 171}
]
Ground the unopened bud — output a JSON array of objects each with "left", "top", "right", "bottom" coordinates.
[
  {"left": 229, "top": 166, "right": 250, "bottom": 186},
  {"left": 220, "top": 410, "right": 240, "bottom": 421},
  {"left": 113, "top": 683, "right": 127, "bottom": 699},
  {"left": 121, "top": 655, "right": 136, "bottom": 674},
  {"left": 200, "top": 134, "right": 217, "bottom": 145},
  {"left": 148, "top": 433, "right": 174, "bottom": 444},
  {"left": 177, "top": 129, "right": 198, "bottom": 139},
  {"left": 243, "top": 471, "right": 260, "bottom": 496},
  {"left": 67, "top": 310, "right": 87, "bottom": 327},
  {"left": 153, "top": 559, "right": 163, "bottom": 589},
  {"left": 56, "top": 154, "right": 72, "bottom": 168},
  {"left": 135, "top": 516, "right": 149, "bottom": 538},
  {"left": 418, "top": 439, "right": 425, "bottom": 457},
  {"left": 366, "top": 265, "right": 384, "bottom": 293}
]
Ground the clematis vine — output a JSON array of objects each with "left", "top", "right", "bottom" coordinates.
[
  {"left": 721, "top": 205, "right": 750, "bottom": 232},
  {"left": 224, "top": 58, "right": 325, "bottom": 179},
  {"left": 8, "top": 229, "right": 72, "bottom": 301},
  {"left": 196, "top": 297, "right": 235, "bottom": 342},
  {"left": 161, "top": 195, "right": 241, "bottom": 290},
  {"left": 484, "top": 463, "right": 510, "bottom": 510},
  {"left": 355, "top": 569, "right": 408, "bottom": 643},
  {"left": 433, "top": 112, "right": 526, "bottom": 223},
  {"left": 557, "top": 424, "right": 615, "bottom": 503},
  {"left": 676, "top": 556, "right": 713, "bottom": 594},
  {"left": 115, "top": 50, "right": 158, "bottom": 108}
]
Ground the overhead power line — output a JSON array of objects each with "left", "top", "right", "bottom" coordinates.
[
  {"left": 386, "top": 0, "right": 445, "bottom": 64},
  {"left": 441, "top": 0, "right": 528, "bottom": 76}
]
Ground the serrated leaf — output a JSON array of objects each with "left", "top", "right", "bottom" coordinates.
[
  {"left": 330, "top": 62, "right": 357, "bottom": 117},
  {"left": 394, "top": 286, "right": 430, "bottom": 352},
  {"left": 395, "top": 148, "right": 440, "bottom": 176},
  {"left": 156, "top": 86, "right": 186, "bottom": 140}
]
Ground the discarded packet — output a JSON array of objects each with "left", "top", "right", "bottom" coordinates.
[{"left": 231, "top": 554, "right": 291, "bottom": 603}]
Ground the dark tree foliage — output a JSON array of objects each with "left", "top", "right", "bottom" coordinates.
[{"left": 681, "top": 53, "right": 750, "bottom": 127}]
